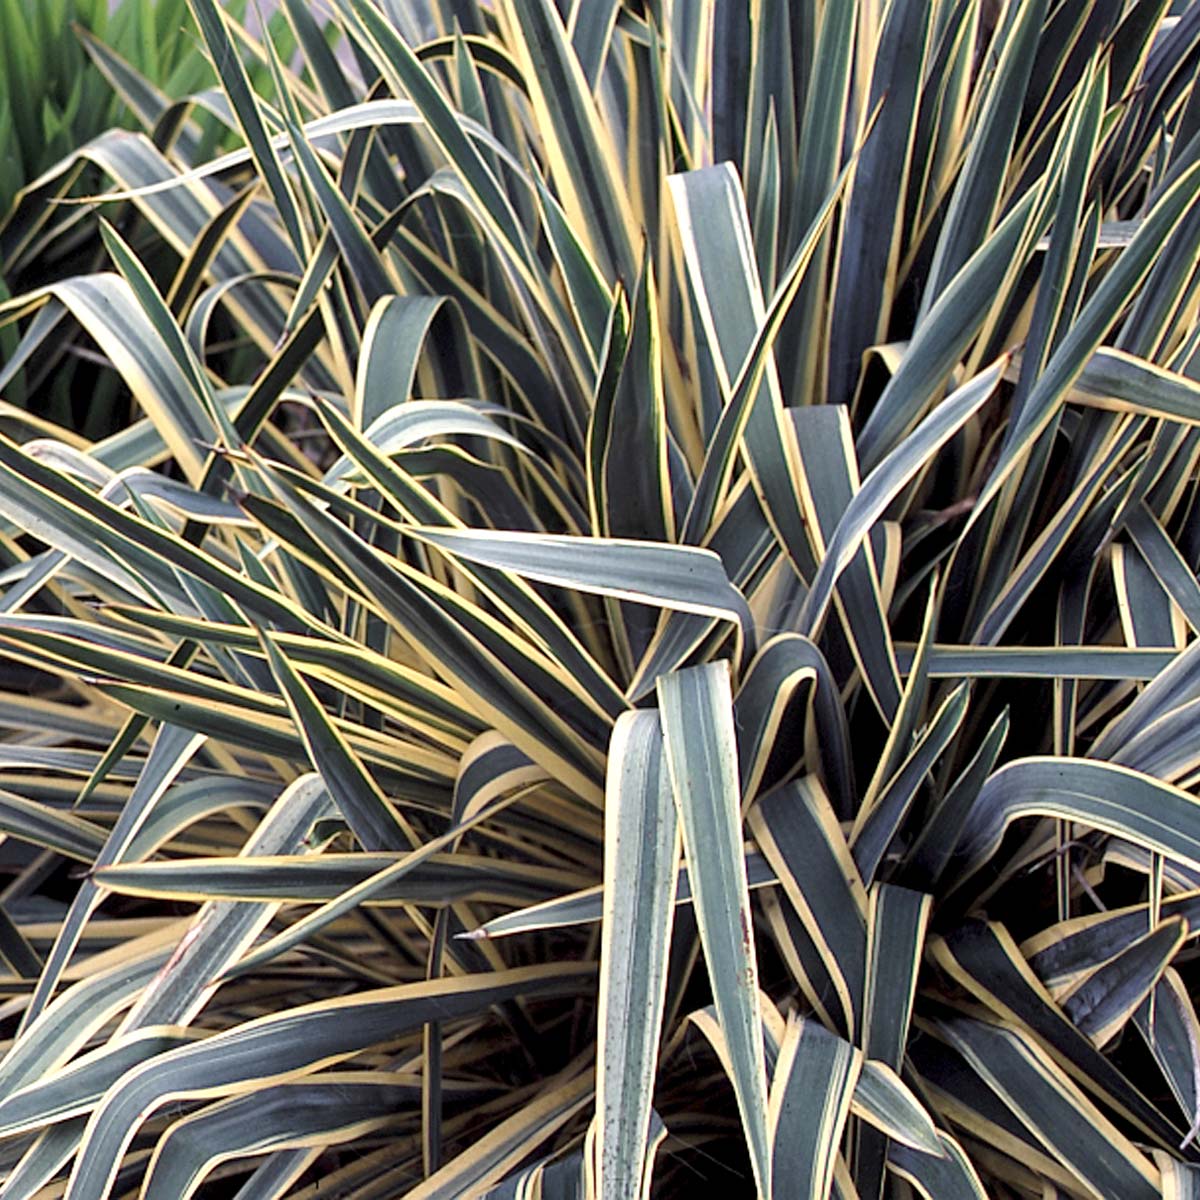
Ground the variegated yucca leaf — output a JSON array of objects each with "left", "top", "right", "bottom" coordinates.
[{"left": 0, "top": 0, "right": 1196, "bottom": 1196}]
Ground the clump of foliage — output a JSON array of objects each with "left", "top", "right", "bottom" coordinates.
[
  {"left": 0, "top": 0, "right": 1197, "bottom": 1196},
  {"left": 0, "top": 0, "right": 206, "bottom": 219},
  {"left": 0, "top": 0, "right": 296, "bottom": 434},
  {"left": 0, "top": 0, "right": 202, "bottom": 431}
]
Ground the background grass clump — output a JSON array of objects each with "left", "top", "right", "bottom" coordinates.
[
  {"left": 0, "top": 0, "right": 296, "bottom": 435},
  {"left": 0, "top": 0, "right": 1197, "bottom": 1196}
]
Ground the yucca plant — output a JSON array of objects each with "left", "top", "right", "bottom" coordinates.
[{"left": 0, "top": 0, "right": 1198, "bottom": 1195}]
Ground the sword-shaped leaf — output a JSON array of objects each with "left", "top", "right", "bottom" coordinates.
[
  {"left": 140, "top": 1074, "right": 420, "bottom": 1200},
  {"left": 65, "top": 967, "right": 594, "bottom": 1200},
  {"left": 856, "top": 885, "right": 932, "bottom": 1198},
  {"left": 459, "top": 850, "right": 778, "bottom": 940},
  {"left": 954, "top": 757, "right": 1200, "bottom": 893},
  {"left": 1060, "top": 916, "right": 1188, "bottom": 1047},
  {"left": 594, "top": 711, "right": 679, "bottom": 1200},
  {"left": 259, "top": 630, "right": 417, "bottom": 852},
  {"left": 934, "top": 1016, "right": 1159, "bottom": 1199},
  {"left": 749, "top": 778, "right": 867, "bottom": 1038},
  {"left": 657, "top": 662, "right": 771, "bottom": 1199},
  {"left": 406, "top": 526, "right": 754, "bottom": 665},
  {"left": 768, "top": 1016, "right": 861, "bottom": 1200}
]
